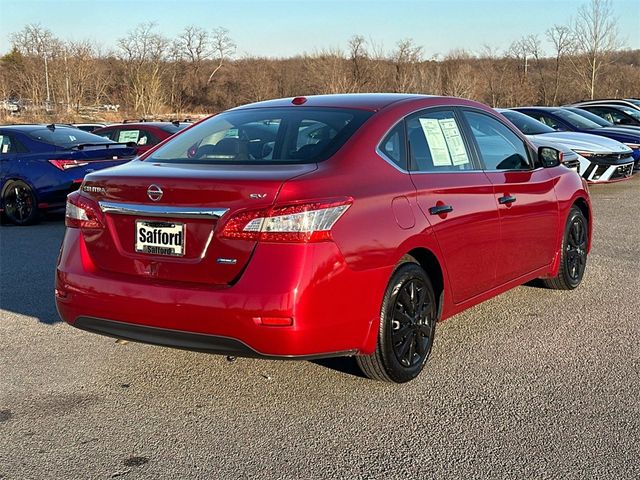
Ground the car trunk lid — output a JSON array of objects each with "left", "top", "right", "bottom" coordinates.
[{"left": 79, "top": 160, "right": 316, "bottom": 285}]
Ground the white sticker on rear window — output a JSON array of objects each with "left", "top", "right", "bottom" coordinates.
[
  {"left": 418, "top": 118, "right": 451, "bottom": 166},
  {"left": 438, "top": 118, "right": 470, "bottom": 166},
  {"left": 118, "top": 130, "right": 140, "bottom": 143}
]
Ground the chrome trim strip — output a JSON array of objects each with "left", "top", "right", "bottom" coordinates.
[{"left": 99, "top": 201, "right": 229, "bottom": 219}]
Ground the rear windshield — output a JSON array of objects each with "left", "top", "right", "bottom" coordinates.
[
  {"left": 147, "top": 108, "right": 373, "bottom": 164},
  {"left": 27, "top": 127, "right": 114, "bottom": 148},
  {"left": 567, "top": 108, "right": 612, "bottom": 126},
  {"left": 500, "top": 110, "right": 555, "bottom": 135}
]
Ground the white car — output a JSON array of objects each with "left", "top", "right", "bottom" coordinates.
[{"left": 499, "top": 109, "right": 635, "bottom": 183}]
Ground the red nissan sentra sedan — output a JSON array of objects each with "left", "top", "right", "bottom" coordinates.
[{"left": 55, "top": 94, "right": 592, "bottom": 383}]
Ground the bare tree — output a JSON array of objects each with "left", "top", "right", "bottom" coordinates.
[
  {"left": 546, "top": 25, "right": 572, "bottom": 104},
  {"left": 570, "top": 0, "right": 623, "bottom": 99},
  {"left": 441, "top": 49, "right": 475, "bottom": 98},
  {"left": 117, "top": 23, "right": 170, "bottom": 115},
  {"left": 206, "top": 27, "right": 236, "bottom": 85},
  {"left": 348, "top": 35, "right": 369, "bottom": 90},
  {"left": 10, "top": 24, "right": 60, "bottom": 107},
  {"left": 392, "top": 39, "right": 423, "bottom": 92}
]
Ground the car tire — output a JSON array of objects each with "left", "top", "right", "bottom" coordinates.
[
  {"left": 2, "top": 180, "right": 39, "bottom": 226},
  {"left": 356, "top": 257, "right": 437, "bottom": 383},
  {"left": 543, "top": 206, "right": 588, "bottom": 290}
]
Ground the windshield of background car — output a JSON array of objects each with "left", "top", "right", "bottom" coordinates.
[
  {"left": 147, "top": 108, "right": 373, "bottom": 164},
  {"left": 553, "top": 110, "right": 602, "bottom": 129},
  {"left": 500, "top": 110, "right": 555, "bottom": 135},
  {"left": 27, "top": 127, "right": 115, "bottom": 148},
  {"left": 568, "top": 108, "right": 613, "bottom": 127}
]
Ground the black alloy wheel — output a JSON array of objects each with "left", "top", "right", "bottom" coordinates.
[
  {"left": 565, "top": 214, "right": 587, "bottom": 283},
  {"left": 357, "top": 259, "right": 437, "bottom": 383},
  {"left": 543, "top": 206, "right": 588, "bottom": 290},
  {"left": 2, "top": 180, "right": 39, "bottom": 226},
  {"left": 391, "top": 278, "right": 433, "bottom": 368}
]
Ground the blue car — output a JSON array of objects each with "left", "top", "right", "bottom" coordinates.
[
  {"left": 0, "top": 124, "right": 136, "bottom": 225},
  {"left": 512, "top": 107, "right": 640, "bottom": 169}
]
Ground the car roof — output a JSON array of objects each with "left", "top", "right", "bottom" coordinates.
[
  {"left": 0, "top": 124, "right": 79, "bottom": 131},
  {"left": 99, "top": 122, "right": 186, "bottom": 128},
  {"left": 230, "top": 93, "right": 440, "bottom": 112},
  {"left": 512, "top": 106, "right": 560, "bottom": 112}
]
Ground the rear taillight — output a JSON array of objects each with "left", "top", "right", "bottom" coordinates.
[
  {"left": 65, "top": 191, "right": 104, "bottom": 229},
  {"left": 49, "top": 159, "right": 89, "bottom": 170},
  {"left": 220, "top": 199, "right": 352, "bottom": 242}
]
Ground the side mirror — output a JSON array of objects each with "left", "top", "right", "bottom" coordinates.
[{"left": 538, "top": 146, "right": 562, "bottom": 168}]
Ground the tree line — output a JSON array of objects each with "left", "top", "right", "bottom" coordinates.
[{"left": 0, "top": 0, "right": 637, "bottom": 120}]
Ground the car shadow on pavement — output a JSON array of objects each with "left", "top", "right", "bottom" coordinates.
[
  {"left": 311, "top": 356, "right": 367, "bottom": 379},
  {"left": 522, "top": 279, "right": 549, "bottom": 289},
  {"left": 0, "top": 212, "right": 66, "bottom": 324}
]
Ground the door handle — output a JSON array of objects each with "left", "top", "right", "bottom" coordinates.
[
  {"left": 428, "top": 204, "right": 454, "bottom": 215},
  {"left": 498, "top": 195, "right": 517, "bottom": 205}
]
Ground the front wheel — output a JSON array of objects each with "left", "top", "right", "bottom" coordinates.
[
  {"left": 2, "top": 180, "right": 39, "bottom": 226},
  {"left": 356, "top": 259, "right": 438, "bottom": 383},
  {"left": 543, "top": 206, "right": 588, "bottom": 290}
]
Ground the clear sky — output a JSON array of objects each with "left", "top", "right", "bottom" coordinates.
[{"left": 1, "top": 0, "right": 638, "bottom": 58}]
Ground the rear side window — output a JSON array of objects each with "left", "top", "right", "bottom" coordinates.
[
  {"left": 117, "top": 129, "right": 158, "bottom": 146},
  {"left": 379, "top": 123, "right": 406, "bottom": 169},
  {"left": 27, "top": 127, "right": 113, "bottom": 148},
  {"left": 463, "top": 111, "right": 530, "bottom": 170},
  {"left": 0, "top": 134, "right": 12, "bottom": 154},
  {"left": 147, "top": 108, "right": 372, "bottom": 164},
  {"left": 406, "top": 110, "right": 474, "bottom": 172}
]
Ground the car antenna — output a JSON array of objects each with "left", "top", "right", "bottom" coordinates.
[{"left": 46, "top": 123, "right": 55, "bottom": 130}]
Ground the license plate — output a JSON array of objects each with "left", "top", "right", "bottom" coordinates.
[{"left": 135, "top": 220, "right": 185, "bottom": 256}]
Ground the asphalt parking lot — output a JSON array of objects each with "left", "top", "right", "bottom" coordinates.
[{"left": 1, "top": 177, "right": 639, "bottom": 480}]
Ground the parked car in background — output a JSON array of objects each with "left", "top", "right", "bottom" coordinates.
[
  {"left": 570, "top": 98, "right": 640, "bottom": 112},
  {"left": 0, "top": 124, "right": 136, "bottom": 225},
  {"left": 72, "top": 123, "right": 106, "bottom": 133},
  {"left": 56, "top": 94, "right": 591, "bottom": 384},
  {"left": 93, "top": 120, "right": 190, "bottom": 155},
  {"left": 512, "top": 107, "right": 640, "bottom": 169},
  {"left": 499, "top": 109, "right": 635, "bottom": 182},
  {"left": 1, "top": 100, "right": 20, "bottom": 114},
  {"left": 575, "top": 104, "right": 640, "bottom": 127}
]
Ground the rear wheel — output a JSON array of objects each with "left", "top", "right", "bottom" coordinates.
[
  {"left": 543, "top": 206, "right": 588, "bottom": 290},
  {"left": 356, "top": 259, "right": 437, "bottom": 383},
  {"left": 2, "top": 180, "right": 39, "bottom": 226}
]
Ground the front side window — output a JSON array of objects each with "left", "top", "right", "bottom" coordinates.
[
  {"left": 616, "top": 106, "right": 640, "bottom": 121},
  {"left": 147, "top": 108, "right": 372, "bottom": 164},
  {"left": 569, "top": 108, "right": 612, "bottom": 127},
  {"left": 553, "top": 109, "right": 601, "bottom": 129},
  {"left": 463, "top": 111, "right": 530, "bottom": 170},
  {"left": 406, "top": 110, "right": 473, "bottom": 172}
]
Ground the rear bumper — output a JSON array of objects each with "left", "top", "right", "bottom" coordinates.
[
  {"left": 56, "top": 229, "right": 390, "bottom": 357},
  {"left": 73, "top": 316, "right": 357, "bottom": 359}
]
